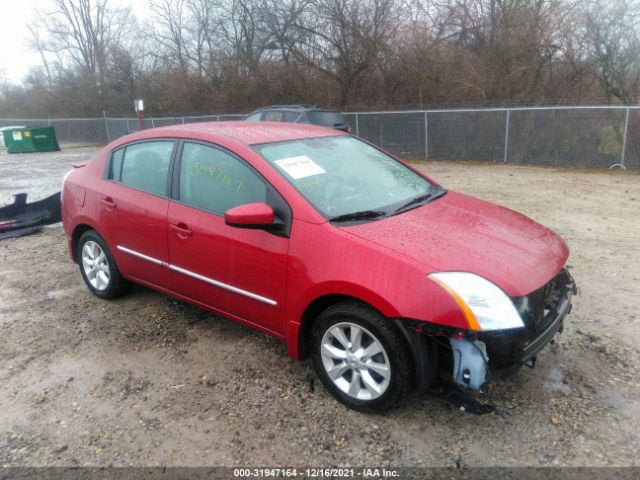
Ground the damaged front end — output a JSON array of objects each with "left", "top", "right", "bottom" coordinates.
[
  {"left": 478, "top": 267, "right": 577, "bottom": 375},
  {"left": 395, "top": 268, "right": 577, "bottom": 407}
]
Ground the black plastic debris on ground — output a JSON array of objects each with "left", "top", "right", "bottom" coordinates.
[
  {"left": 0, "top": 192, "right": 61, "bottom": 240},
  {"left": 429, "top": 386, "right": 497, "bottom": 415}
]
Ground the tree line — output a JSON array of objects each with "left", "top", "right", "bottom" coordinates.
[{"left": 0, "top": 0, "right": 639, "bottom": 117}]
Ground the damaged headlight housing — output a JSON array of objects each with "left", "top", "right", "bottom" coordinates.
[{"left": 428, "top": 272, "right": 524, "bottom": 331}]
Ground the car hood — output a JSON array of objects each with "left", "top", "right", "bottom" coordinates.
[{"left": 342, "top": 191, "right": 569, "bottom": 297}]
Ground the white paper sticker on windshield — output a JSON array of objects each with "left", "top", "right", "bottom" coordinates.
[{"left": 274, "top": 156, "right": 326, "bottom": 180}]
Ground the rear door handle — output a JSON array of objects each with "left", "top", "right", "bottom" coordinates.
[
  {"left": 170, "top": 223, "right": 193, "bottom": 238},
  {"left": 100, "top": 196, "right": 116, "bottom": 210}
]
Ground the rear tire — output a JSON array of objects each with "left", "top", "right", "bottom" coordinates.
[
  {"left": 310, "top": 301, "right": 412, "bottom": 412},
  {"left": 77, "top": 230, "right": 129, "bottom": 299}
]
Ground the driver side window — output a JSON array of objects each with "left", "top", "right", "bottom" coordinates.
[{"left": 178, "top": 142, "right": 267, "bottom": 215}]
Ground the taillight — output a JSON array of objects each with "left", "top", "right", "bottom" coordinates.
[{"left": 347, "top": 125, "right": 352, "bottom": 134}]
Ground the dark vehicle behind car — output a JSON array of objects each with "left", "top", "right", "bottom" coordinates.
[{"left": 244, "top": 105, "right": 351, "bottom": 132}]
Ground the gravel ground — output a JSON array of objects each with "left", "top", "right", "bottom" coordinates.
[{"left": 0, "top": 147, "right": 639, "bottom": 467}]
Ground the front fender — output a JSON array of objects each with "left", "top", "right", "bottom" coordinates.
[{"left": 285, "top": 281, "right": 401, "bottom": 360}]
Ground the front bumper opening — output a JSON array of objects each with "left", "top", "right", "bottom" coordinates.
[
  {"left": 397, "top": 268, "right": 576, "bottom": 393},
  {"left": 432, "top": 268, "right": 577, "bottom": 390},
  {"left": 478, "top": 268, "right": 577, "bottom": 374}
]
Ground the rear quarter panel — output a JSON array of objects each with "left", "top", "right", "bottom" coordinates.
[{"left": 62, "top": 147, "right": 110, "bottom": 258}]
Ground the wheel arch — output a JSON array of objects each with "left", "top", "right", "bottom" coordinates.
[
  {"left": 296, "top": 294, "right": 356, "bottom": 360},
  {"left": 292, "top": 294, "right": 435, "bottom": 392},
  {"left": 69, "top": 219, "right": 106, "bottom": 263},
  {"left": 294, "top": 293, "right": 404, "bottom": 361},
  {"left": 71, "top": 222, "right": 99, "bottom": 262}
]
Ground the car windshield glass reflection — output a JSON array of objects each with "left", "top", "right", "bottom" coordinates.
[{"left": 256, "top": 136, "right": 439, "bottom": 221}]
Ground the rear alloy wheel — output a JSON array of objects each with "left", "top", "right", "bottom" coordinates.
[
  {"left": 77, "top": 230, "right": 129, "bottom": 299},
  {"left": 311, "top": 302, "right": 412, "bottom": 412},
  {"left": 82, "top": 240, "right": 110, "bottom": 291}
]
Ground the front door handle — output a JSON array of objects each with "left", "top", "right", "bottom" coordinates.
[
  {"left": 170, "top": 223, "right": 193, "bottom": 239},
  {"left": 100, "top": 196, "right": 116, "bottom": 210}
]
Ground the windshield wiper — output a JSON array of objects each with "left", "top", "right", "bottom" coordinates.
[
  {"left": 329, "top": 209, "right": 387, "bottom": 223},
  {"left": 393, "top": 188, "right": 447, "bottom": 214}
]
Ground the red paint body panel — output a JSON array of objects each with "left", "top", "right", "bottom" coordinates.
[
  {"left": 98, "top": 180, "right": 171, "bottom": 288},
  {"left": 342, "top": 191, "right": 569, "bottom": 297},
  {"left": 62, "top": 122, "right": 570, "bottom": 361},
  {"left": 166, "top": 200, "right": 288, "bottom": 335},
  {"left": 132, "top": 121, "right": 341, "bottom": 146}
]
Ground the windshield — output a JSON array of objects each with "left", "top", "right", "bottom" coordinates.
[{"left": 255, "top": 136, "right": 439, "bottom": 220}]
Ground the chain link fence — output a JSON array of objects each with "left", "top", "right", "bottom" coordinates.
[
  {"left": 2, "top": 107, "right": 638, "bottom": 169},
  {"left": 0, "top": 114, "right": 245, "bottom": 147},
  {"left": 344, "top": 106, "right": 639, "bottom": 169}
]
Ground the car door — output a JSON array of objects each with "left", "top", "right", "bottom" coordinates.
[
  {"left": 99, "top": 140, "right": 176, "bottom": 289},
  {"left": 166, "top": 141, "right": 290, "bottom": 336}
]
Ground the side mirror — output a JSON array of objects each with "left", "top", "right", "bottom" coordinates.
[{"left": 224, "top": 202, "right": 283, "bottom": 231}]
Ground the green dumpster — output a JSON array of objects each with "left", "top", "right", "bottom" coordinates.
[{"left": 2, "top": 126, "right": 60, "bottom": 154}]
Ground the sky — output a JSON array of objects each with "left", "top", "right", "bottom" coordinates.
[
  {"left": 0, "top": 0, "right": 44, "bottom": 82},
  {"left": 0, "top": 0, "right": 149, "bottom": 84}
]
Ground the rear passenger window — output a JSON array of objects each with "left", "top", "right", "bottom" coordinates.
[
  {"left": 118, "top": 141, "right": 174, "bottom": 196},
  {"left": 109, "top": 148, "right": 124, "bottom": 180},
  {"left": 179, "top": 142, "right": 267, "bottom": 215}
]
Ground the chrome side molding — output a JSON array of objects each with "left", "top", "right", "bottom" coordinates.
[{"left": 116, "top": 245, "right": 277, "bottom": 307}]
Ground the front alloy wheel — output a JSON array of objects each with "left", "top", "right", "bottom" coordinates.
[
  {"left": 320, "top": 322, "right": 391, "bottom": 400},
  {"left": 311, "top": 301, "right": 412, "bottom": 412}
]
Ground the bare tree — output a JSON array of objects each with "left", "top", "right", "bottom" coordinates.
[
  {"left": 27, "top": 25, "right": 54, "bottom": 89},
  {"left": 584, "top": 0, "right": 640, "bottom": 104},
  {"left": 54, "top": 0, "right": 129, "bottom": 78},
  {"left": 27, "top": 0, "right": 132, "bottom": 111},
  {"left": 148, "top": 0, "right": 190, "bottom": 71},
  {"left": 9, "top": 0, "right": 638, "bottom": 116},
  {"left": 289, "top": 0, "right": 399, "bottom": 105}
]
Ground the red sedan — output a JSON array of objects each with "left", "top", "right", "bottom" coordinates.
[{"left": 62, "top": 122, "right": 576, "bottom": 412}]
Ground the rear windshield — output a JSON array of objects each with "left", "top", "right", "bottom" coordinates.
[{"left": 307, "top": 111, "right": 346, "bottom": 127}]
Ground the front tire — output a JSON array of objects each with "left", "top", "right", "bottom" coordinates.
[
  {"left": 311, "top": 301, "right": 412, "bottom": 412},
  {"left": 77, "top": 230, "right": 129, "bottom": 299}
]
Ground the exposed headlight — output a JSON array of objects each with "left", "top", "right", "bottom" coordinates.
[{"left": 428, "top": 272, "right": 524, "bottom": 331}]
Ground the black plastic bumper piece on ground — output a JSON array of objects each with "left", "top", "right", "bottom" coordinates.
[
  {"left": 429, "top": 386, "right": 496, "bottom": 415},
  {"left": 0, "top": 226, "right": 43, "bottom": 240},
  {"left": 0, "top": 191, "right": 61, "bottom": 240}
]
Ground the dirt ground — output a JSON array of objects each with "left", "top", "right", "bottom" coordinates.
[{"left": 0, "top": 147, "right": 639, "bottom": 468}]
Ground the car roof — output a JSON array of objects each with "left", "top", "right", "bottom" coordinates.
[
  {"left": 251, "top": 105, "right": 338, "bottom": 112},
  {"left": 131, "top": 121, "right": 345, "bottom": 146}
]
